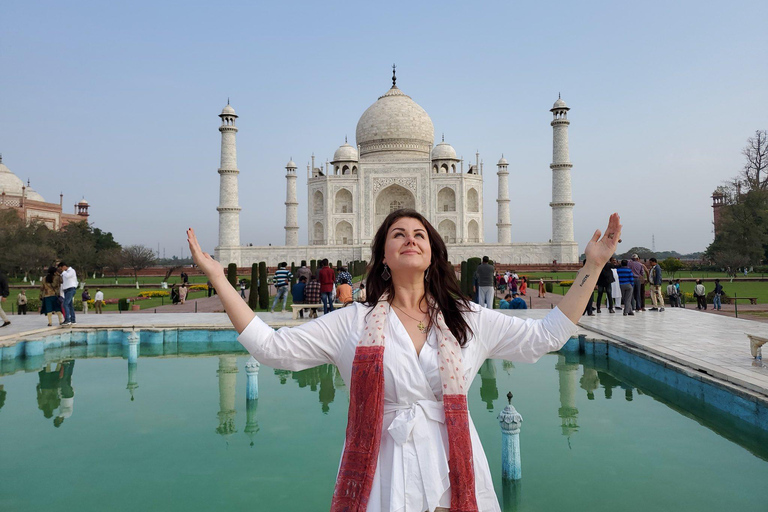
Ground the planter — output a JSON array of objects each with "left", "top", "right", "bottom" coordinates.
[{"left": 131, "top": 305, "right": 141, "bottom": 311}]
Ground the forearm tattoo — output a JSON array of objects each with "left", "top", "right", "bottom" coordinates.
[{"left": 580, "top": 274, "right": 590, "bottom": 287}]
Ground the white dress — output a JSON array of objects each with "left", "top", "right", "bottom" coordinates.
[{"left": 238, "top": 303, "right": 578, "bottom": 512}]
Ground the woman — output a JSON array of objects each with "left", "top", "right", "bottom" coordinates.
[
  {"left": 538, "top": 277, "right": 546, "bottom": 298},
  {"left": 40, "top": 266, "right": 63, "bottom": 326},
  {"left": 519, "top": 276, "right": 527, "bottom": 296},
  {"left": 187, "top": 209, "right": 621, "bottom": 512},
  {"left": 179, "top": 283, "right": 188, "bottom": 305}
]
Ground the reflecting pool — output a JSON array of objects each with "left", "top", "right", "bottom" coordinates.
[{"left": 0, "top": 338, "right": 766, "bottom": 511}]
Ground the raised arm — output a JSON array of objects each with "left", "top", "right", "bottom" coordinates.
[
  {"left": 557, "top": 213, "right": 622, "bottom": 324},
  {"left": 186, "top": 228, "right": 254, "bottom": 333}
]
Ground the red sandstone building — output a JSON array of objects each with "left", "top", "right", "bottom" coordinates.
[{"left": 0, "top": 155, "right": 90, "bottom": 229}]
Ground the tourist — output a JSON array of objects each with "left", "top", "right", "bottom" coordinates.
[
  {"left": 186, "top": 209, "right": 621, "bottom": 512},
  {"left": 318, "top": 259, "right": 335, "bottom": 314},
  {"left": 57, "top": 262, "right": 78, "bottom": 325},
  {"left": 239, "top": 279, "right": 246, "bottom": 299},
  {"left": 355, "top": 282, "right": 366, "bottom": 303},
  {"left": 336, "top": 266, "right": 352, "bottom": 286},
  {"left": 179, "top": 283, "right": 188, "bottom": 304},
  {"left": 40, "top": 266, "right": 64, "bottom": 326},
  {"left": 304, "top": 274, "right": 321, "bottom": 318},
  {"left": 694, "top": 279, "right": 707, "bottom": 310},
  {"left": 510, "top": 292, "right": 528, "bottom": 309},
  {"left": 474, "top": 256, "right": 495, "bottom": 309},
  {"left": 520, "top": 276, "right": 528, "bottom": 296},
  {"left": 181, "top": 271, "right": 189, "bottom": 284},
  {"left": 627, "top": 254, "right": 646, "bottom": 312},
  {"left": 666, "top": 280, "right": 679, "bottom": 307},
  {"left": 336, "top": 278, "right": 353, "bottom": 306},
  {"left": 17, "top": 289, "right": 28, "bottom": 315},
  {"left": 617, "top": 259, "right": 635, "bottom": 316},
  {"left": 94, "top": 288, "right": 104, "bottom": 314},
  {"left": 0, "top": 269, "right": 9, "bottom": 327},
  {"left": 499, "top": 294, "right": 512, "bottom": 309},
  {"left": 296, "top": 260, "right": 312, "bottom": 283},
  {"left": 207, "top": 279, "right": 214, "bottom": 297},
  {"left": 596, "top": 260, "right": 615, "bottom": 313},
  {"left": 270, "top": 262, "right": 293, "bottom": 313},
  {"left": 292, "top": 276, "right": 307, "bottom": 319},
  {"left": 610, "top": 257, "right": 622, "bottom": 310},
  {"left": 81, "top": 287, "right": 91, "bottom": 314},
  {"left": 171, "top": 283, "right": 180, "bottom": 305},
  {"left": 538, "top": 277, "right": 546, "bottom": 298},
  {"left": 509, "top": 274, "right": 518, "bottom": 295},
  {"left": 713, "top": 279, "right": 724, "bottom": 310},
  {"left": 647, "top": 258, "right": 665, "bottom": 311}
]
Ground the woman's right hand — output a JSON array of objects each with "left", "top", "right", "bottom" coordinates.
[{"left": 186, "top": 228, "right": 225, "bottom": 280}]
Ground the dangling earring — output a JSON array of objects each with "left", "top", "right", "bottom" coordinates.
[
  {"left": 424, "top": 267, "right": 430, "bottom": 282},
  {"left": 381, "top": 263, "right": 391, "bottom": 281}
]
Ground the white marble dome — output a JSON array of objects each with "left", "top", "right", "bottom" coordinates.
[
  {"left": 431, "top": 141, "right": 457, "bottom": 160},
  {"left": 551, "top": 97, "right": 568, "bottom": 110},
  {"left": 0, "top": 161, "right": 45, "bottom": 202},
  {"left": 332, "top": 143, "right": 358, "bottom": 162},
  {"left": 221, "top": 104, "right": 236, "bottom": 116},
  {"left": 355, "top": 86, "right": 434, "bottom": 153},
  {"left": 497, "top": 156, "right": 508, "bottom": 165},
  {"left": 286, "top": 159, "right": 297, "bottom": 169}
]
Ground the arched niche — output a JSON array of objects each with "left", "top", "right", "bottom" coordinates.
[
  {"left": 314, "top": 222, "right": 324, "bottom": 245},
  {"left": 467, "top": 219, "right": 479, "bottom": 242},
  {"left": 335, "top": 220, "right": 353, "bottom": 245},
  {"left": 467, "top": 188, "right": 479, "bottom": 213},
  {"left": 437, "top": 187, "right": 456, "bottom": 212},
  {"left": 335, "top": 188, "right": 353, "bottom": 214},
  {"left": 313, "top": 190, "right": 324, "bottom": 215},
  {"left": 375, "top": 184, "right": 416, "bottom": 229},
  {"left": 438, "top": 219, "right": 456, "bottom": 243}
]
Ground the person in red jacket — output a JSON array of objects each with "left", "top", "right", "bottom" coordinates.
[{"left": 318, "top": 259, "right": 336, "bottom": 314}]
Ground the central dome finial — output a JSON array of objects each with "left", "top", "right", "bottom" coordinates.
[{"left": 392, "top": 63, "right": 397, "bottom": 87}]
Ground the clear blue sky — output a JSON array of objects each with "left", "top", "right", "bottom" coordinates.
[{"left": 2, "top": 0, "right": 766, "bottom": 256}]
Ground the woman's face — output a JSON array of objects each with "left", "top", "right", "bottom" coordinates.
[{"left": 382, "top": 216, "right": 432, "bottom": 276}]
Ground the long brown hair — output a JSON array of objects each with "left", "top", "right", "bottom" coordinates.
[{"left": 365, "top": 209, "right": 474, "bottom": 347}]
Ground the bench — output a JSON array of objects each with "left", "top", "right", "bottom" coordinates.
[
  {"left": 732, "top": 297, "right": 758, "bottom": 305},
  {"left": 747, "top": 334, "right": 767, "bottom": 359},
  {"left": 291, "top": 304, "right": 323, "bottom": 319}
]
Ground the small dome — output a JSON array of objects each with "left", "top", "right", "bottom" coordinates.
[
  {"left": 497, "top": 156, "right": 508, "bottom": 165},
  {"left": 551, "top": 97, "right": 569, "bottom": 111},
  {"left": 78, "top": 198, "right": 89, "bottom": 205},
  {"left": 221, "top": 104, "right": 236, "bottom": 116},
  {"left": 431, "top": 141, "right": 457, "bottom": 160},
  {"left": 286, "top": 160, "right": 297, "bottom": 169},
  {"left": 332, "top": 143, "right": 358, "bottom": 162},
  {"left": 0, "top": 160, "right": 46, "bottom": 202}
]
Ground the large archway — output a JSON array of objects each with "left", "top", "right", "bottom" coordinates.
[
  {"left": 313, "top": 222, "right": 324, "bottom": 245},
  {"left": 335, "top": 188, "right": 353, "bottom": 214},
  {"left": 335, "top": 221, "right": 353, "bottom": 245},
  {"left": 438, "top": 219, "right": 456, "bottom": 243},
  {"left": 437, "top": 187, "right": 456, "bottom": 212},
  {"left": 467, "top": 220, "right": 479, "bottom": 242},
  {"left": 313, "top": 190, "right": 324, "bottom": 215},
  {"left": 467, "top": 188, "right": 479, "bottom": 213},
  {"left": 374, "top": 184, "right": 416, "bottom": 229}
]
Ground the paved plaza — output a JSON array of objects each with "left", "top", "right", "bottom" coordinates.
[{"left": 1, "top": 304, "right": 766, "bottom": 402}]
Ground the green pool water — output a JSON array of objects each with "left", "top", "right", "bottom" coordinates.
[{"left": 0, "top": 347, "right": 766, "bottom": 511}]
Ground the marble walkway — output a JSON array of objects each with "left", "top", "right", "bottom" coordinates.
[{"left": 1, "top": 307, "right": 767, "bottom": 399}]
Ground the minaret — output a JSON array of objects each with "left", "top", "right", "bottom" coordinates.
[
  {"left": 216, "top": 355, "right": 238, "bottom": 438},
  {"left": 285, "top": 159, "right": 299, "bottom": 246},
  {"left": 217, "top": 102, "right": 241, "bottom": 250},
  {"left": 549, "top": 95, "right": 575, "bottom": 243},
  {"left": 496, "top": 155, "right": 511, "bottom": 244}
]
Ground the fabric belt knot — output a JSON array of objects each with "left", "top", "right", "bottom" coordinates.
[{"left": 386, "top": 400, "right": 445, "bottom": 445}]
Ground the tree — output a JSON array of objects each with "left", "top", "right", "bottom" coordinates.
[
  {"left": 706, "top": 189, "right": 768, "bottom": 267},
  {"left": 122, "top": 245, "right": 156, "bottom": 283},
  {"left": 618, "top": 246, "right": 655, "bottom": 260},
  {"left": 659, "top": 257, "right": 685, "bottom": 278},
  {"left": 100, "top": 248, "right": 126, "bottom": 282},
  {"left": 740, "top": 130, "right": 768, "bottom": 191}
]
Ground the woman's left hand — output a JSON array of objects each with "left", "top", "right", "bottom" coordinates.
[{"left": 583, "top": 213, "right": 622, "bottom": 267}]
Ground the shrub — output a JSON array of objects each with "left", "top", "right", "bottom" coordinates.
[
  {"left": 545, "top": 282, "right": 554, "bottom": 293},
  {"left": 310, "top": 259, "right": 317, "bottom": 276},
  {"left": 188, "top": 284, "right": 206, "bottom": 291},
  {"left": 248, "top": 263, "right": 259, "bottom": 309},
  {"left": 258, "top": 262, "right": 268, "bottom": 309},
  {"left": 139, "top": 290, "right": 170, "bottom": 298},
  {"left": 118, "top": 298, "right": 129, "bottom": 311},
  {"left": 227, "top": 263, "right": 238, "bottom": 289},
  {"left": 559, "top": 280, "right": 574, "bottom": 288}
]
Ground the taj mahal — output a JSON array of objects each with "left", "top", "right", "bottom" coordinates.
[{"left": 215, "top": 69, "right": 578, "bottom": 267}]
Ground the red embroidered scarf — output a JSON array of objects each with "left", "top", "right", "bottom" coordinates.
[{"left": 331, "top": 300, "right": 478, "bottom": 512}]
